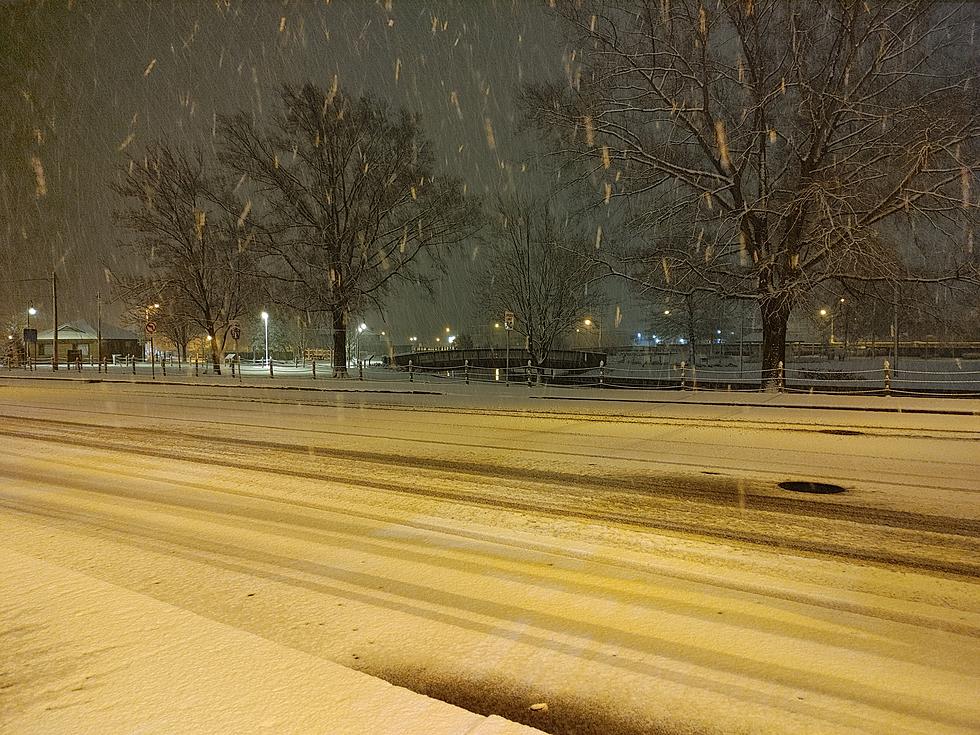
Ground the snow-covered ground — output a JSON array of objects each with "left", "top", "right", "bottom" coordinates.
[{"left": 1, "top": 379, "right": 978, "bottom": 734}]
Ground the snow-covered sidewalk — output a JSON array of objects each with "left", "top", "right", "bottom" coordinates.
[{"left": 0, "top": 550, "right": 542, "bottom": 735}]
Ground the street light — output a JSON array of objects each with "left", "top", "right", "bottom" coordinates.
[
  {"left": 356, "top": 323, "right": 367, "bottom": 366},
  {"left": 583, "top": 317, "right": 601, "bottom": 347},
  {"left": 261, "top": 311, "right": 269, "bottom": 366},
  {"left": 27, "top": 306, "right": 37, "bottom": 327}
]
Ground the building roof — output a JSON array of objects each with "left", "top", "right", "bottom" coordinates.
[{"left": 36, "top": 321, "right": 139, "bottom": 341}]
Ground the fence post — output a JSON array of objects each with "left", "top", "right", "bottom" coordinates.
[
  {"left": 409, "top": 360, "right": 414, "bottom": 382},
  {"left": 599, "top": 360, "right": 605, "bottom": 387},
  {"left": 231, "top": 361, "right": 235, "bottom": 378},
  {"left": 162, "top": 358, "right": 166, "bottom": 376},
  {"left": 269, "top": 358, "right": 274, "bottom": 378},
  {"left": 194, "top": 358, "right": 199, "bottom": 377},
  {"left": 777, "top": 361, "right": 784, "bottom": 392},
  {"left": 680, "top": 361, "right": 687, "bottom": 390},
  {"left": 132, "top": 357, "right": 137, "bottom": 376},
  {"left": 358, "top": 360, "right": 364, "bottom": 380},
  {"left": 312, "top": 360, "right": 316, "bottom": 380},
  {"left": 465, "top": 359, "right": 470, "bottom": 385},
  {"left": 691, "top": 363, "right": 697, "bottom": 391},
  {"left": 527, "top": 360, "right": 533, "bottom": 387},
  {"left": 883, "top": 359, "right": 891, "bottom": 396}
]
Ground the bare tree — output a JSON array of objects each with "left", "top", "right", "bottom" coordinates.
[
  {"left": 526, "top": 1, "right": 978, "bottom": 387},
  {"left": 219, "top": 84, "right": 479, "bottom": 377},
  {"left": 477, "top": 193, "right": 603, "bottom": 366},
  {"left": 112, "top": 143, "right": 254, "bottom": 373}
]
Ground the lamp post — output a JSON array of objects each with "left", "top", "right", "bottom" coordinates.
[
  {"left": 819, "top": 298, "right": 846, "bottom": 359},
  {"left": 27, "top": 307, "right": 37, "bottom": 368},
  {"left": 145, "top": 303, "right": 160, "bottom": 376},
  {"left": 583, "top": 318, "right": 601, "bottom": 348},
  {"left": 261, "top": 311, "right": 269, "bottom": 366},
  {"left": 356, "top": 323, "right": 367, "bottom": 366}
]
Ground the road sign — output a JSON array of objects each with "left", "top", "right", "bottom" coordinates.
[
  {"left": 504, "top": 311, "right": 515, "bottom": 330},
  {"left": 145, "top": 321, "right": 157, "bottom": 334},
  {"left": 23, "top": 328, "right": 37, "bottom": 344},
  {"left": 229, "top": 324, "right": 242, "bottom": 341}
]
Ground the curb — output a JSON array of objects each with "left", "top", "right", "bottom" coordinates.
[{"left": 0, "top": 374, "right": 442, "bottom": 396}]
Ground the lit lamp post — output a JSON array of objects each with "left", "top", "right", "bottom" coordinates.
[
  {"left": 819, "top": 307, "right": 833, "bottom": 358},
  {"left": 261, "top": 311, "right": 269, "bottom": 366},
  {"left": 27, "top": 307, "right": 37, "bottom": 367},
  {"left": 356, "top": 323, "right": 367, "bottom": 366},
  {"left": 583, "top": 318, "right": 601, "bottom": 348},
  {"left": 145, "top": 303, "right": 160, "bottom": 376}
]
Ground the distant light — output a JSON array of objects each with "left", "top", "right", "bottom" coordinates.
[
  {"left": 28, "top": 307, "right": 37, "bottom": 316},
  {"left": 445, "top": 327, "right": 451, "bottom": 333},
  {"left": 409, "top": 336, "right": 417, "bottom": 342},
  {"left": 716, "top": 329, "right": 722, "bottom": 335},
  {"left": 678, "top": 338, "right": 686, "bottom": 344},
  {"left": 494, "top": 322, "right": 501, "bottom": 329},
  {"left": 359, "top": 323, "right": 367, "bottom": 331},
  {"left": 261, "top": 311, "right": 269, "bottom": 321},
  {"left": 637, "top": 332, "right": 642, "bottom": 339},
  {"left": 435, "top": 337, "right": 441, "bottom": 342},
  {"left": 583, "top": 318, "right": 593, "bottom": 327},
  {"left": 819, "top": 309, "right": 828, "bottom": 317},
  {"left": 447, "top": 335, "right": 456, "bottom": 344},
  {"left": 153, "top": 303, "right": 160, "bottom": 309},
  {"left": 663, "top": 310, "right": 670, "bottom": 315},
  {"left": 380, "top": 331, "right": 386, "bottom": 336},
  {"left": 206, "top": 335, "right": 212, "bottom": 342}
]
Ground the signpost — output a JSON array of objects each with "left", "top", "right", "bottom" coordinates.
[
  {"left": 504, "top": 311, "right": 514, "bottom": 386},
  {"left": 145, "top": 321, "right": 157, "bottom": 378},
  {"left": 228, "top": 321, "right": 242, "bottom": 379}
]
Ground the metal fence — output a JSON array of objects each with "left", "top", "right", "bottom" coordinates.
[{"left": 4, "top": 354, "right": 980, "bottom": 397}]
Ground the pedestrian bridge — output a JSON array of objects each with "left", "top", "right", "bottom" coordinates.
[{"left": 391, "top": 348, "right": 606, "bottom": 370}]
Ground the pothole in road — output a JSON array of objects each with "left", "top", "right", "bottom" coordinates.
[{"left": 778, "top": 480, "right": 847, "bottom": 495}]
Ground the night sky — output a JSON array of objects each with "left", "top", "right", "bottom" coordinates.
[{"left": 3, "top": 1, "right": 637, "bottom": 343}]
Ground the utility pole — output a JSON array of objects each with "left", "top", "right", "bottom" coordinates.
[{"left": 52, "top": 270, "right": 59, "bottom": 371}]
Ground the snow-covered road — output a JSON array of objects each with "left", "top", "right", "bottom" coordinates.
[{"left": 1, "top": 380, "right": 978, "bottom": 734}]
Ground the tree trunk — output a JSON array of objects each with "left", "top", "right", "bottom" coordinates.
[
  {"left": 209, "top": 333, "right": 222, "bottom": 375},
  {"left": 332, "top": 308, "right": 348, "bottom": 378},
  {"left": 760, "top": 294, "right": 791, "bottom": 391}
]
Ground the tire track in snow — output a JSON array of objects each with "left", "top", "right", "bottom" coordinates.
[{"left": 0, "top": 417, "right": 977, "bottom": 578}]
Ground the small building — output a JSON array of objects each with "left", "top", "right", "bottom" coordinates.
[{"left": 36, "top": 321, "right": 142, "bottom": 362}]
